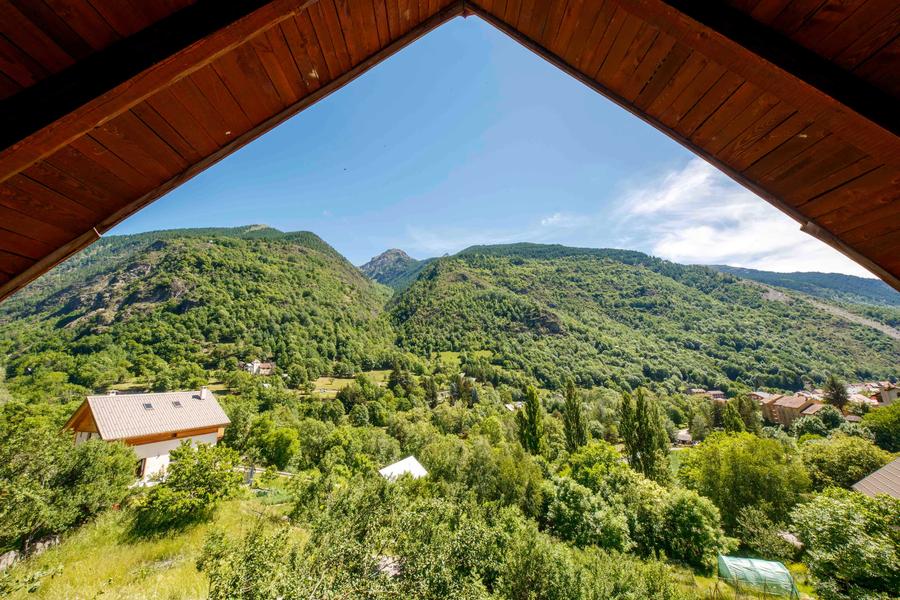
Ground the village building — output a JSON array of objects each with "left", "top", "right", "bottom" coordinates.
[
  {"left": 706, "top": 390, "right": 726, "bottom": 401},
  {"left": 242, "top": 360, "right": 275, "bottom": 376},
  {"left": 759, "top": 394, "right": 783, "bottom": 423},
  {"left": 749, "top": 391, "right": 773, "bottom": 404},
  {"left": 770, "top": 395, "right": 816, "bottom": 429},
  {"left": 852, "top": 457, "right": 900, "bottom": 499},
  {"left": 675, "top": 429, "right": 693, "bottom": 446},
  {"left": 800, "top": 402, "right": 826, "bottom": 417},
  {"left": 65, "top": 388, "right": 230, "bottom": 481},
  {"left": 687, "top": 388, "right": 707, "bottom": 396}
]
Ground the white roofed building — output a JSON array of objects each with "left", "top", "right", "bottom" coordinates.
[
  {"left": 379, "top": 456, "right": 428, "bottom": 481},
  {"left": 65, "top": 388, "right": 230, "bottom": 481}
]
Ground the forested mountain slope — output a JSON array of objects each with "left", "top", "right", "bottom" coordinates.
[
  {"left": 1, "top": 231, "right": 896, "bottom": 405},
  {"left": 0, "top": 227, "right": 395, "bottom": 402},
  {"left": 390, "top": 245, "right": 899, "bottom": 393},
  {"left": 710, "top": 265, "right": 900, "bottom": 307}
]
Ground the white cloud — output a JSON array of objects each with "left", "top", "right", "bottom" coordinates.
[
  {"left": 540, "top": 212, "right": 590, "bottom": 228},
  {"left": 616, "top": 158, "right": 874, "bottom": 277}
]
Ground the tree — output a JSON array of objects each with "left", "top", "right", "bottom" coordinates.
[
  {"left": 659, "top": 488, "right": 730, "bottom": 572},
  {"left": 791, "top": 415, "right": 827, "bottom": 438},
  {"left": 132, "top": 442, "right": 241, "bottom": 531},
  {"left": 516, "top": 385, "right": 544, "bottom": 455},
  {"left": 679, "top": 432, "right": 810, "bottom": 532},
  {"left": 817, "top": 404, "right": 844, "bottom": 430},
  {"left": 722, "top": 401, "right": 745, "bottom": 433},
  {"left": 823, "top": 374, "right": 849, "bottom": 411},
  {"left": 799, "top": 434, "right": 891, "bottom": 490},
  {"left": 861, "top": 403, "right": 900, "bottom": 452},
  {"left": 562, "top": 380, "right": 587, "bottom": 453},
  {"left": 792, "top": 489, "right": 899, "bottom": 600},
  {"left": 619, "top": 388, "right": 670, "bottom": 483},
  {"left": 0, "top": 419, "right": 134, "bottom": 550},
  {"left": 734, "top": 395, "right": 761, "bottom": 433},
  {"left": 545, "top": 477, "right": 631, "bottom": 550}
]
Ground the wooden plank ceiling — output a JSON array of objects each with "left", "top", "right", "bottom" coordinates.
[{"left": 0, "top": 0, "right": 897, "bottom": 301}]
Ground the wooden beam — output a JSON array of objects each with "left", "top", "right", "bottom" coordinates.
[
  {"left": 652, "top": 0, "right": 899, "bottom": 139},
  {"left": 0, "top": 0, "right": 318, "bottom": 184},
  {"left": 612, "top": 0, "right": 900, "bottom": 168},
  {"left": 467, "top": 4, "right": 900, "bottom": 292},
  {"left": 0, "top": 1, "right": 465, "bottom": 302}
]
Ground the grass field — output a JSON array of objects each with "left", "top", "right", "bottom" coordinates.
[
  {"left": 311, "top": 369, "right": 392, "bottom": 397},
  {"left": 1, "top": 495, "right": 295, "bottom": 600}
]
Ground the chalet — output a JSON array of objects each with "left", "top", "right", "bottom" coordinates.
[
  {"left": 771, "top": 395, "right": 815, "bottom": 429},
  {"left": 706, "top": 390, "right": 726, "bottom": 401},
  {"left": 688, "top": 388, "right": 707, "bottom": 396},
  {"left": 65, "top": 388, "right": 230, "bottom": 481}
]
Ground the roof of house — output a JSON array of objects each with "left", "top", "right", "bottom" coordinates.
[
  {"left": 852, "top": 457, "right": 900, "bottom": 499},
  {"left": 78, "top": 389, "right": 229, "bottom": 441},
  {"left": 676, "top": 429, "right": 693, "bottom": 443},
  {"left": 801, "top": 403, "right": 826, "bottom": 415},
  {"left": 759, "top": 394, "right": 782, "bottom": 405},
  {"left": 774, "top": 395, "right": 811, "bottom": 409},
  {"left": 379, "top": 456, "right": 428, "bottom": 481},
  {"left": 844, "top": 414, "right": 863, "bottom": 423}
]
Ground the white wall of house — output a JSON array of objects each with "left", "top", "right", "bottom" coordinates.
[{"left": 133, "top": 432, "right": 220, "bottom": 481}]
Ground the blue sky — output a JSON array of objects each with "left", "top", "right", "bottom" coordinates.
[{"left": 112, "top": 17, "right": 870, "bottom": 277}]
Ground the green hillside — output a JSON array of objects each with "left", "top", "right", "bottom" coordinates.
[
  {"left": 0, "top": 227, "right": 395, "bottom": 403},
  {"left": 710, "top": 265, "right": 900, "bottom": 307},
  {"left": 391, "top": 245, "right": 899, "bottom": 393}
]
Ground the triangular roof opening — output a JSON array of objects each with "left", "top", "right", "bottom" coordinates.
[{"left": 0, "top": 0, "right": 898, "bottom": 299}]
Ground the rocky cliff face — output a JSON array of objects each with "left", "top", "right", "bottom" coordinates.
[{"left": 360, "top": 249, "right": 420, "bottom": 285}]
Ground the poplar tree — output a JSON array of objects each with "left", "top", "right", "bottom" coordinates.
[
  {"left": 722, "top": 401, "right": 746, "bottom": 433},
  {"left": 516, "top": 385, "right": 544, "bottom": 455},
  {"left": 619, "top": 388, "right": 670, "bottom": 483},
  {"left": 563, "top": 380, "right": 587, "bottom": 453}
]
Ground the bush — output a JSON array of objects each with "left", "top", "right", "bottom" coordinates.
[
  {"left": 861, "top": 403, "right": 900, "bottom": 452},
  {"left": 800, "top": 434, "right": 891, "bottom": 490},
  {"left": 679, "top": 432, "right": 809, "bottom": 532},
  {"left": 792, "top": 488, "right": 899, "bottom": 600},
  {"left": 132, "top": 442, "right": 241, "bottom": 531},
  {"left": 0, "top": 421, "right": 134, "bottom": 549},
  {"left": 545, "top": 477, "right": 631, "bottom": 551}
]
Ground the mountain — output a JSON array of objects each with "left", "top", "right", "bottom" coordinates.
[
  {"left": 0, "top": 227, "right": 395, "bottom": 402},
  {"left": 0, "top": 231, "right": 896, "bottom": 404},
  {"left": 390, "top": 244, "right": 899, "bottom": 392},
  {"left": 709, "top": 265, "right": 900, "bottom": 307},
  {"left": 360, "top": 249, "right": 421, "bottom": 285}
]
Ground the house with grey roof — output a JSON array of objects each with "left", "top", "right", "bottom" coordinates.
[
  {"left": 852, "top": 457, "right": 900, "bottom": 499},
  {"left": 65, "top": 387, "right": 230, "bottom": 481}
]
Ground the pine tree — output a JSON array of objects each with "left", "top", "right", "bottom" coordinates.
[
  {"left": 563, "top": 380, "right": 587, "bottom": 453},
  {"left": 823, "top": 374, "right": 849, "bottom": 411},
  {"left": 516, "top": 385, "right": 544, "bottom": 455},
  {"left": 619, "top": 388, "right": 670, "bottom": 483}
]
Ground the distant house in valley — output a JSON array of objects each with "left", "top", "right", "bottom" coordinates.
[
  {"left": 688, "top": 388, "right": 707, "bottom": 396},
  {"left": 675, "top": 429, "right": 693, "bottom": 446},
  {"left": 504, "top": 401, "right": 524, "bottom": 412},
  {"left": 850, "top": 392, "right": 879, "bottom": 407},
  {"left": 749, "top": 391, "right": 773, "bottom": 404},
  {"left": 242, "top": 359, "right": 275, "bottom": 376},
  {"left": 706, "top": 390, "right": 726, "bottom": 401},
  {"left": 852, "top": 457, "right": 900, "bottom": 499},
  {"left": 771, "top": 395, "right": 815, "bottom": 428},
  {"left": 759, "top": 394, "right": 781, "bottom": 423},
  {"left": 800, "top": 402, "right": 826, "bottom": 417},
  {"left": 65, "top": 388, "right": 230, "bottom": 481},
  {"left": 379, "top": 456, "right": 428, "bottom": 481}
]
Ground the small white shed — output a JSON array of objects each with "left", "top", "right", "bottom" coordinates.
[{"left": 379, "top": 456, "right": 428, "bottom": 481}]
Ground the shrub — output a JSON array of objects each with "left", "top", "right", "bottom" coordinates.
[
  {"left": 800, "top": 434, "right": 891, "bottom": 490},
  {"left": 132, "top": 442, "right": 241, "bottom": 531},
  {"left": 792, "top": 488, "right": 899, "bottom": 600}
]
